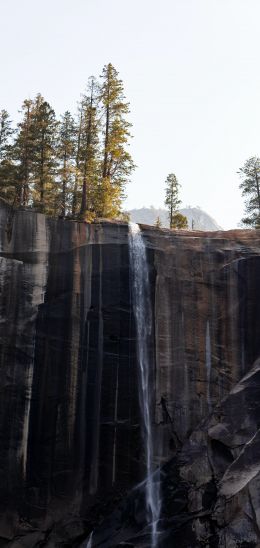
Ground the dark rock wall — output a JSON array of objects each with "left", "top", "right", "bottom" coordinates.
[
  {"left": 0, "top": 204, "right": 140, "bottom": 544},
  {"left": 145, "top": 228, "right": 260, "bottom": 465},
  {"left": 1, "top": 200, "right": 260, "bottom": 545}
]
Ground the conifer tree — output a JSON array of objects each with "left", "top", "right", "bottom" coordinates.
[
  {"left": 78, "top": 77, "right": 100, "bottom": 220},
  {"left": 165, "top": 173, "right": 181, "bottom": 227},
  {"left": 57, "top": 111, "right": 76, "bottom": 216},
  {"left": 0, "top": 158, "right": 17, "bottom": 203},
  {"left": 12, "top": 99, "right": 35, "bottom": 206},
  {"left": 155, "top": 216, "right": 162, "bottom": 228},
  {"left": 239, "top": 157, "right": 260, "bottom": 227},
  {"left": 72, "top": 107, "right": 83, "bottom": 216},
  {"left": 30, "top": 95, "right": 58, "bottom": 213},
  {"left": 99, "top": 63, "right": 135, "bottom": 218},
  {"left": 165, "top": 173, "right": 188, "bottom": 229},
  {"left": 0, "top": 110, "right": 13, "bottom": 160},
  {"left": 0, "top": 63, "right": 135, "bottom": 219},
  {"left": 0, "top": 110, "right": 16, "bottom": 202},
  {"left": 171, "top": 212, "right": 188, "bottom": 229}
]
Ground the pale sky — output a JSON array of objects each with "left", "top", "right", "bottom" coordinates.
[{"left": 1, "top": 0, "right": 260, "bottom": 229}]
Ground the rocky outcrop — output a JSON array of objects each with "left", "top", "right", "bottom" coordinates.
[
  {"left": 92, "top": 359, "right": 260, "bottom": 546},
  {"left": 1, "top": 199, "right": 260, "bottom": 546},
  {"left": 161, "top": 357, "right": 260, "bottom": 547}
]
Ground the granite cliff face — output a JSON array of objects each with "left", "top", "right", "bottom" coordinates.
[{"left": 0, "top": 199, "right": 260, "bottom": 546}]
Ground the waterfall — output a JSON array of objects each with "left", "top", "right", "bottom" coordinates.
[
  {"left": 86, "top": 531, "right": 93, "bottom": 548},
  {"left": 129, "top": 222, "right": 161, "bottom": 548}
]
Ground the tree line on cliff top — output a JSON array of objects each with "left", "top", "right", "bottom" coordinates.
[
  {"left": 0, "top": 64, "right": 135, "bottom": 221},
  {"left": 1, "top": 62, "right": 260, "bottom": 228}
]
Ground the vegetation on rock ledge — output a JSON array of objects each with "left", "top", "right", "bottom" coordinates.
[
  {"left": 239, "top": 157, "right": 260, "bottom": 228},
  {"left": 0, "top": 64, "right": 135, "bottom": 221},
  {"left": 164, "top": 173, "right": 188, "bottom": 229}
]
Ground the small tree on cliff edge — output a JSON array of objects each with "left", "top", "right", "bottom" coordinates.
[
  {"left": 155, "top": 216, "right": 162, "bottom": 228},
  {"left": 164, "top": 173, "right": 188, "bottom": 229},
  {"left": 239, "top": 157, "right": 260, "bottom": 228}
]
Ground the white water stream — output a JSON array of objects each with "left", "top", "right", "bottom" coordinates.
[
  {"left": 129, "top": 222, "right": 161, "bottom": 548},
  {"left": 85, "top": 530, "right": 93, "bottom": 548}
]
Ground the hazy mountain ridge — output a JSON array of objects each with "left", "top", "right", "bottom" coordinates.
[{"left": 129, "top": 206, "right": 222, "bottom": 231}]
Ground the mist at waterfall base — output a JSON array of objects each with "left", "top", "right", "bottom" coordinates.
[{"left": 129, "top": 222, "right": 161, "bottom": 548}]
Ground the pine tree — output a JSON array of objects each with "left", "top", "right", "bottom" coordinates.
[
  {"left": 72, "top": 107, "right": 83, "bottom": 216},
  {"left": 30, "top": 95, "right": 58, "bottom": 213},
  {"left": 164, "top": 173, "right": 188, "bottom": 229},
  {"left": 0, "top": 110, "right": 16, "bottom": 203},
  {"left": 78, "top": 77, "right": 100, "bottom": 220},
  {"left": 0, "top": 158, "right": 17, "bottom": 204},
  {"left": 239, "top": 157, "right": 260, "bottom": 227},
  {"left": 171, "top": 212, "right": 188, "bottom": 229},
  {"left": 0, "top": 64, "right": 135, "bottom": 220},
  {"left": 155, "top": 216, "right": 162, "bottom": 228},
  {"left": 99, "top": 63, "right": 135, "bottom": 218},
  {"left": 12, "top": 99, "right": 35, "bottom": 206},
  {"left": 57, "top": 111, "right": 76, "bottom": 216},
  {"left": 165, "top": 173, "right": 181, "bottom": 228},
  {"left": 0, "top": 110, "right": 13, "bottom": 160}
]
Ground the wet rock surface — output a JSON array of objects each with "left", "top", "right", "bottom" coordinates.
[
  {"left": 86, "top": 361, "right": 260, "bottom": 547},
  {"left": 1, "top": 200, "right": 260, "bottom": 546}
]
